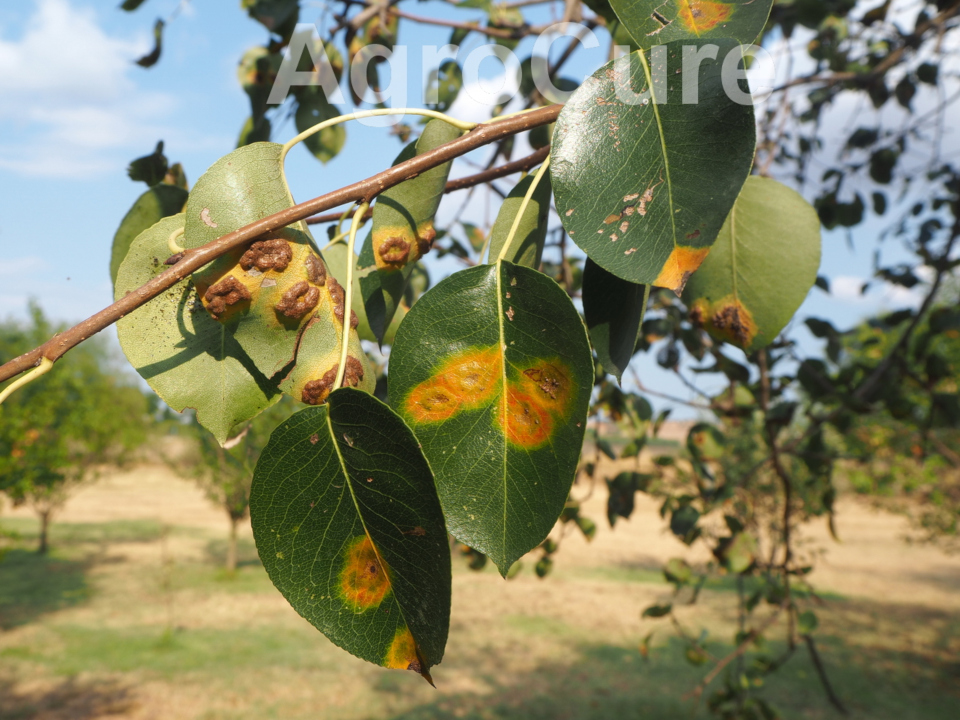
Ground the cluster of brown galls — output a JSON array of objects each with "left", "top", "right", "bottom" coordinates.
[{"left": 200, "top": 237, "right": 363, "bottom": 406}]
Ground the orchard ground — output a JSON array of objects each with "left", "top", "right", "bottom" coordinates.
[{"left": 1, "top": 455, "right": 958, "bottom": 720}]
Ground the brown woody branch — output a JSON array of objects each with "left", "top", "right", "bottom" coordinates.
[
  {"left": 305, "top": 146, "right": 550, "bottom": 225},
  {"left": 0, "top": 105, "right": 562, "bottom": 385}
]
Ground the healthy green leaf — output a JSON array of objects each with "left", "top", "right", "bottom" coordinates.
[
  {"left": 582, "top": 259, "right": 649, "bottom": 381},
  {"left": 682, "top": 176, "right": 822, "bottom": 352},
  {"left": 487, "top": 170, "right": 552, "bottom": 268},
  {"left": 388, "top": 261, "right": 593, "bottom": 574},
  {"left": 250, "top": 388, "right": 449, "bottom": 684},
  {"left": 552, "top": 41, "right": 756, "bottom": 292},
  {"left": 110, "top": 183, "right": 188, "bottom": 288},
  {"left": 115, "top": 215, "right": 280, "bottom": 444},
  {"left": 294, "top": 87, "right": 346, "bottom": 163},
  {"left": 609, "top": 0, "right": 774, "bottom": 50}
]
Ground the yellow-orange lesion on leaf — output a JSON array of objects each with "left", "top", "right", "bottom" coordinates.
[
  {"left": 690, "top": 295, "right": 758, "bottom": 350},
  {"left": 405, "top": 347, "right": 502, "bottom": 424},
  {"left": 340, "top": 536, "right": 392, "bottom": 611},
  {"left": 384, "top": 626, "right": 433, "bottom": 684},
  {"left": 676, "top": 0, "right": 735, "bottom": 35},
  {"left": 500, "top": 387, "right": 553, "bottom": 449},
  {"left": 517, "top": 360, "right": 576, "bottom": 419},
  {"left": 372, "top": 221, "right": 437, "bottom": 271},
  {"left": 653, "top": 246, "right": 712, "bottom": 294}
]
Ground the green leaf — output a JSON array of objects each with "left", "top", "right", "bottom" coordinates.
[
  {"left": 322, "top": 241, "right": 406, "bottom": 345},
  {"left": 583, "top": 259, "right": 649, "bottom": 382},
  {"left": 388, "top": 261, "right": 593, "bottom": 574},
  {"left": 134, "top": 19, "right": 164, "bottom": 68},
  {"left": 664, "top": 557, "right": 693, "bottom": 585},
  {"left": 426, "top": 59, "right": 463, "bottom": 113},
  {"left": 487, "top": 170, "right": 552, "bottom": 268},
  {"left": 642, "top": 603, "right": 672, "bottom": 618},
  {"left": 127, "top": 140, "right": 168, "bottom": 186},
  {"left": 250, "top": 388, "right": 449, "bottom": 684},
  {"left": 609, "top": 0, "right": 775, "bottom": 50},
  {"left": 797, "top": 610, "right": 819, "bottom": 634},
  {"left": 243, "top": 0, "right": 299, "bottom": 33},
  {"left": 552, "top": 42, "right": 756, "bottom": 291},
  {"left": 110, "top": 183, "right": 188, "bottom": 288},
  {"left": 182, "top": 142, "right": 338, "bottom": 378},
  {"left": 682, "top": 176, "right": 822, "bottom": 352},
  {"left": 723, "top": 531, "right": 757, "bottom": 573},
  {"left": 238, "top": 46, "right": 283, "bottom": 126},
  {"left": 360, "top": 120, "right": 461, "bottom": 343},
  {"left": 120, "top": 0, "right": 149, "bottom": 10},
  {"left": 115, "top": 215, "right": 280, "bottom": 444},
  {"left": 294, "top": 87, "right": 346, "bottom": 163},
  {"left": 238, "top": 116, "right": 272, "bottom": 147}
]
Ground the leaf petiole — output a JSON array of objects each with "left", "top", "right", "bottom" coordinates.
[
  {"left": 334, "top": 201, "right": 369, "bottom": 389},
  {"left": 495, "top": 155, "right": 551, "bottom": 264},
  {"left": 0, "top": 356, "right": 54, "bottom": 406}
]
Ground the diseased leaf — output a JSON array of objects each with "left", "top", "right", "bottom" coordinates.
[
  {"left": 487, "top": 170, "right": 552, "bottom": 268},
  {"left": 322, "top": 241, "right": 406, "bottom": 345},
  {"left": 183, "top": 142, "right": 350, "bottom": 379},
  {"left": 552, "top": 41, "right": 756, "bottom": 291},
  {"left": 583, "top": 259, "right": 649, "bottom": 381},
  {"left": 388, "top": 261, "right": 593, "bottom": 573},
  {"left": 682, "top": 176, "right": 822, "bottom": 352},
  {"left": 360, "top": 120, "right": 461, "bottom": 343},
  {"left": 238, "top": 46, "right": 282, "bottom": 128},
  {"left": 609, "top": 0, "right": 775, "bottom": 50},
  {"left": 250, "top": 388, "right": 449, "bottom": 684},
  {"left": 115, "top": 215, "right": 280, "bottom": 444},
  {"left": 110, "top": 183, "right": 188, "bottom": 288}
]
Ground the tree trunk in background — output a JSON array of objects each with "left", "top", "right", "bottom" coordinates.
[
  {"left": 38, "top": 509, "right": 51, "bottom": 554},
  {"left": 227, "top": 516, "right": 238, "bottom": 574}
]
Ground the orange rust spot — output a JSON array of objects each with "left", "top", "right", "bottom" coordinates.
[
  {"left": 384, "top": 626, "right": 433, "bottom": 684},
  {"left": 676, "top": 0, "right": 735, "bottom": 35},
  {"left": 501, "top": 388, "right": 553, "bottom": 449},
  {"left": 405, "top": 347, "right": 502, "bottom": 424},
  {"left": 406, "top": 381, "right": 462, "bottom": 423},
  {"left": 653, "top": 246, "right": 711, "bottom": 294},
  {"left": 340, "top": 536, "right": 391, "bottom": 611},
  {"left": 518, "top": 360, "right": 576, "bottom": 418}
]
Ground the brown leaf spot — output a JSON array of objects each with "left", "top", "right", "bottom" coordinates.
[
  {"left": 203, "top": 276, "right": 250, "bottom": 318},
  {"left": 708, "top": 299, "right": 758, "bottom": 349},
  {"left": 603, "top": 213, "right": 621, "bottom": 225},
  {"left": 302, "top": 355, "right": 366, "bottom": 405},
  {"left": 378, "top": 236, "right": 411, "bottom": 266},
  {"left": 309, "top": 433, "right": 320, "bottom": 445},
  {"left": 276, "top": 281, "right": 320, "bottom": 318},
  {"left": 506, "top": 306, "right": 515, "bottom": 321},
  {"left": 685, "top": 229, "right": 701, "bottom": 241},
  {"left": 305, "top": 254, "right": 327, "bottom": 286},
  {"left": 240, "top": 238, "right": 293, "bottom": 272}
]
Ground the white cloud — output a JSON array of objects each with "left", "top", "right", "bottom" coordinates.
[
  {"left": 831, "top": 271, "right": 929, "bottom": 310},
  {"left": 0, "top": 0, "right": 177, "bottom": 178}
]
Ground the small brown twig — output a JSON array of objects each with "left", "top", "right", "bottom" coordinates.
[
  {"left": 803, "top": 634, "right": 850, "bottom": 715},
  {"left": 304, "top": 146, "right": 551, "bottom": 225}
]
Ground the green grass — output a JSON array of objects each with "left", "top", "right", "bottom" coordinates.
[
  {"left": 0, "top": 549, "right": 90, "bottom": 629},
  {"left": 1, "top": 517, "right": 958, "bottom": 720},
  {"left": 1, "top": 517, "right": 164, "bottom": 546}
]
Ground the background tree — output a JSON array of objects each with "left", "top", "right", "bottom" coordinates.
[
  {"left": 170, "top": 397, "right": 300, "bottom": 574},
  {"left": 0, "top": 303, "right": 150, "bottom": 554}
]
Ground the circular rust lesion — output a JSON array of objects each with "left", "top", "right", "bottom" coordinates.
[
  {"left": 239, "top": 238, "right": 293, "bottom": 272},
  {"left": 203, "top": 276, "right": 251, "bottom": 318},
  {"left": 327, "top": 277, "right": 358, "bottom": 328},
  {"left": 300, "top": 356, "right": 365, "bottom": 405},
  {"left": 305, "top": 254, "right": 327, "bottom": 286},
  {"left": 275, "top": 281, "right": 320, "bottom": 318},
  {"left": 377, "top": 236, "right": 411, "bottom": 266}
]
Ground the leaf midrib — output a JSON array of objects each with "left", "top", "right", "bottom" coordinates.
[
  {"left": 326, "top": 401, "right": 414, "bottom": 640},
  {"left": 495, "top": 262, "right": 509, "bottom": 566},
  {"left": 637, "top": 49, "right": 678, "bottom": 249}
]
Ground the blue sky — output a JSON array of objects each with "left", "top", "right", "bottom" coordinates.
[{"left": 0, "top": 0, "right": 949, "bottom": 416}]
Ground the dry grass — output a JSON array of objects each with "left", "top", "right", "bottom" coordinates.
[{"left": 1, "top": 463, "right": 958, "bottom": 720}]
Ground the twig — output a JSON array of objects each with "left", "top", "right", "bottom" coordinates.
[
  {"left": 803, "top": 634, "right": 849, "bottom": 715},
  {"left": 0, "top": 105, "right": 562, "bottom": 385},
  {"left": 304, "top": 146, "right": 551, "bottom": 224}
]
